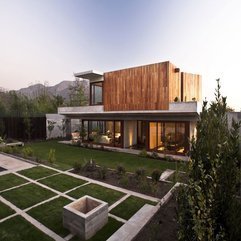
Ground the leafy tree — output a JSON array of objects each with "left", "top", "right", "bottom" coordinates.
[
  {"left": 68, "top": 79, "right": 88, "bottom": 106},
  {"left": 178, "top": 80, "right": 241, "bottom": 241}
]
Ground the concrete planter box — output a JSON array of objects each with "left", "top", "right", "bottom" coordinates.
[{"left": 63, "top": 195, "right": 108, "bottom": 240}]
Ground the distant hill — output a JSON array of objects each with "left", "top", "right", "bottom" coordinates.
[{"left": 17, "top": 80, "right": 89, "bottom": 101}]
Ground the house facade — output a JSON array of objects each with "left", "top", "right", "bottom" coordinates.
[{"left": 58, "top": 61, "right": 202, "bottom": 155}]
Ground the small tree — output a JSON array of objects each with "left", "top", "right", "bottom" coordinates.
[{"left": 178, "top": 80, "right": 241, "bottom": 241}]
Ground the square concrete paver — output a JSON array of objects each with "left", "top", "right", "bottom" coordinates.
[{"left": 0, "top": 154, "right": 35, "bottom": 175}]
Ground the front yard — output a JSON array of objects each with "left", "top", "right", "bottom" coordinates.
[
  {"left": 24, "top": 140, "right": 186, "bottom": 174},
  {"left": 0, "top": 165, "right": 161, "bottom": 241}
]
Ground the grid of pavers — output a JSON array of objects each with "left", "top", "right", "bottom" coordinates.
[{"left": 0, "top": 162, "right": 160, "bottom": 241}]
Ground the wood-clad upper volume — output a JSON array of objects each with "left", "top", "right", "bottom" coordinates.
[{"left": 103, "top": 61, "right": 201, "bottom": 111}]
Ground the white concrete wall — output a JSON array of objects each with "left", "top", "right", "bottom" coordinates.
[
  {"left": 169, "top": 101, "right": 202, "bottom": 113},
  {"left": 123, "top": 120, "right": 137, "bottom": 148},
  {"left": 58, "top": 105, "right": 103, "bottom": 114},
  {"left": 46, "top": 114, "right": 67, "bottom": 139}
]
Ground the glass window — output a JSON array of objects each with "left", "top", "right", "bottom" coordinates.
[
  {"left": 114, "top": 121, "right": 122, "bottom": 147},
  {"left": 91, "top": 82, "right": 103, "bottom": 105},
  {"left": 148, "top": 121, "right": 188, "bottom": 154},
  {"left": 165, "top": 123, "right": 176, "bottom": 151},
  {"left": 137, "top": 121, "right": 147, "bottom": 148},
  {"left": 157, "top": 122, "right": 165, "bottom": 152},
  {"left": 149, "top": 122, "right": 157, "bottom": 149},
  {"left": 176, "top": 123, "right": 186, "bottom": 154}
]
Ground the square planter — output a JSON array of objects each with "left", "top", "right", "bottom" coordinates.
[{"left": 63, "top": 195, "right": 108, "bottom": 240}]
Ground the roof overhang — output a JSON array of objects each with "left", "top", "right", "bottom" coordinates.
[
  {"left": 61, "top": 111, "right": 198, "bottom": 122},
  {"left": 74, "top": 70, "right": 103, "bottom": 82}
]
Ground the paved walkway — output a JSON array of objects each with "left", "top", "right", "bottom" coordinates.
[{"left": 0, "top": 153, "right": 35, "bottom": 176}]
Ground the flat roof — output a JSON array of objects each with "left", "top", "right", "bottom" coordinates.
[{"left": 74, "top": 70, "right": 103, "bottom": 81}]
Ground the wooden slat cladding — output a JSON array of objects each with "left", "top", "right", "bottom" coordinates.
[
  {"left": 182, "top": 73, "right": 202, "bottom": 101},
  {"left": 104, "top": 62, "right": 169, "bottom": 111},
  {"left": 168, "top": 62, "right": 181, "bottom": 102}
]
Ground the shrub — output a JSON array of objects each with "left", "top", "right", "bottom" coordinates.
[
  {"left": 174, "top": 96, "right": 179, "bottom": 102},
  {"left": 48, "top": 149, "right": 56, "bottom": 164},
  {"left": 83, "top": 159, "right": 97, "bottom": 172},
  {"left": 138, "top": 179, "right": 150, "bottom": 193},
  {"left": 35, "top": 157, "right": 42, "bottom": 163},
  {"left": 11, "top": 146, "right": 21, "bottom": 154},
  {"left": 22, "top": 147, "right": 34, "bottom": 158},
  {"left": 150, "top": 183, "right": 158, "bottom": 195},
  {"left": 2, "top": 146, "right": 13, "bottom": 154},
  {"left": 151, "top": 169, "right": 161, "bottom": 183},
  {"left": 139, "top": 149, "right": 148, "bottom": 157},
  {"left": 116, "top": 165, "right": 126, "bottom": 175},
  {"left": 73, "top": 161, "right": 82, "bottom": 172},
  {"left": 119, "top": 174, "right": 129, "bottom": 188},
  {"left": 135, "top": 167, "right": 146, "bottom": 180},
  {"left": 98, "top": 166, "right": 107, "bottom": 180},
  {"left": 151, "top": 151, "right": 159, "bottom": 159}
]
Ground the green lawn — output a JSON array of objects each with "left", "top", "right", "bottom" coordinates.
[
  {"left": 67, "top": 183, "right": 125, "bottom": 205},
  {"left": 70, "top": 217, "right": 123, "bottom": 241},
  {"left": 26, "top": 140, "right": 185, "bottom": 174},
  {"left": 0, "top": 215, "right": 54, "bottom": 241},
  {"left": 0, "top": 201, "right": 15, "bottom": 219},
  {"left": 1, "top": 183, "right": 56, "bottom": 209},
  {"left": 18, "top": 166, "right": 58, "bottom": 180},
  {"left": 27, "top": 196, "right": 71, "bottom": 237},
  {"left": 0, "top": 173, "right": 28, "bottom": 192},
  {"left": 38, "top": 174, "right": 87, "bottom": 192},
  {"left": 110, "top": 196, "right": 157, "bottom": 220}
]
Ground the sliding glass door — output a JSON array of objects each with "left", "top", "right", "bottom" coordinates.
[{"left": 149, "top": 121, "right": 189, "bottom": 154}]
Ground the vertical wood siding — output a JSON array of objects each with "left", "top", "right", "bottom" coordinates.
[
  {"left": 103, "top": 61, "right": 201, "bottom": 111},
  {"left": 182, "top": 73, "right": 202, "bottom": 101},
  {"left": 104, "top": 62, "right": 170, "bottom": 111}
]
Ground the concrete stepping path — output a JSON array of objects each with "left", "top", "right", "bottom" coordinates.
[{"left": 0, "top": 153, "right": 178, "bottom": 241}]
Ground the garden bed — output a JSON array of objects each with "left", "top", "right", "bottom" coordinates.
[
  {"left": 133, "top": 195, "right": 178, "bottom": 241},
  {"left": 72, "top": 165, "right": 172, "bottom": 199}
]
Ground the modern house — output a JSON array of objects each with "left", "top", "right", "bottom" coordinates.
[{"left": 58, "top": 61, "right": 202, "bottom": 155}]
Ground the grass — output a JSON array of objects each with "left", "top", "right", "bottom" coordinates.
[
  {"left": 38, "top": 174, "right": 87, "bottom": 192},
  {"left": 25, "top": 140, "right": 186, "bottom": 174},
  {"left": 0, "top": 173, "right": 28, "bottom": 191},
  {"left": 1, "top": 183, "right": 56, "bottom": 209},
  {"left": 70, "top": 217, "right": 123, "bottom": 241},
  {"left": 0, "top": 201, "right": 15, "bottom": 219},
  {"left": 110, "top": 195, "right": 157, "bottom": 220},
  {"left": 67, "top": 183, "right": 125, "bottom": 205},
  {"left": 0, "top": 215, "right": 54, "bottom": 241},
  {"left": 27, "top": 196, "right": 71, "bottom": 237},
  {"left": 18, "top": 166, "right": 58, "bottom": 180}
]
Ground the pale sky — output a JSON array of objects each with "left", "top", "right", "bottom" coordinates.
[{"left": 0, "top": 0, "right": 241, "bottom": 110}]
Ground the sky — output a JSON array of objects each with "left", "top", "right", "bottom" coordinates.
[{"left": 0, "top": 0, "right": 241, "bottom": 110}]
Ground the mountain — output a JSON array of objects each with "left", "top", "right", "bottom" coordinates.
[{"left": 17, "top": 80, "right": 89, "bottom": 100}]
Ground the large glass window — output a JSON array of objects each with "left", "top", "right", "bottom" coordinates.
[
  {"left": 149, "top": 122, "right": 157, "bottom": 149},
  {"left": 149, "top": 121, "right": 188, "bottom": 154},
  {"left": 90, "top": 82, "right": 103, "bottom": 105},
  {"left": 114, "top": 121, "right": 122, "bottom": 147},
  {"left": 137, "top": 121, "right": 147, "bottom": 148},
  {"left": 83, "top": 120, "right": 122, "bottom": 147}
]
